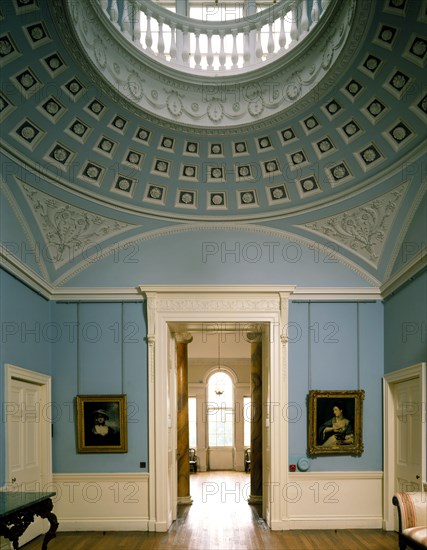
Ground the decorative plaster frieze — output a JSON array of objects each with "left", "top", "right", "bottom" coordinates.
[
  {"left": 155, "top": 298, "right": 281, "bottom": 313},
  {"left": 300, "top": 183, "right": 408, "bottom": 268},
  {"left": 19, "top": 180, "right": 135, "bottom": 269}
]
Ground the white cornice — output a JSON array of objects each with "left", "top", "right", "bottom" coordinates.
[
  {"left": 380, "top": 249, "right": 427, "bottom": 299},
  {"left": 0, "top": 247, "right": 53, "bottom": 300}
]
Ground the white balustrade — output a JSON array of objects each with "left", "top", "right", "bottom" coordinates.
[{"left": 96, "top": 0, "right": 329, "bottom": 73}]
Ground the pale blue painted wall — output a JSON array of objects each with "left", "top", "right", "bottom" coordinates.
[
  {"left": 288, "top": 301, "right": 384, "bottom": 471},
  {"left": 65, "top": 228, "right": 373, "bottom": 288},
  {"left": 0, "top": 269, "right": 52, "bottom": 485},
  {"left": 384, "top": 270, "right": 427, "bottom": 374},
  {"left": 390, "top": 197, "right": 426, "bottom": 277},
  {"left": 51, "top": 301, "right": 148, "bottom": 473}
]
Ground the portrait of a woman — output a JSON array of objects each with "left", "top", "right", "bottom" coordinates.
[{"left": 318, "top": 400, "right": 354, "bottom": 447}]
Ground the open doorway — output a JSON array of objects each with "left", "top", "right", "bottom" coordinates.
[{"left": 142, "top": 286, "right": 294, "bottom": 532}]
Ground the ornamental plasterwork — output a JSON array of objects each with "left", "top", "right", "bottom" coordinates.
[
  {"left": 300, "top": 183, "right": 408, "bottom": 268},
  {"left": 58, "top": 0, "right": 363, "bottom": 128},
  {"left": 20, "top": 181, "right": 135, "bottom": 270},
  {"left": 156, "top": 298, "right": 281, "bottom": 312}
]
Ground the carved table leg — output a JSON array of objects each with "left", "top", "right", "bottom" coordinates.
[{"left": 35, "top": 498, "right": 59, "bottom": 549}]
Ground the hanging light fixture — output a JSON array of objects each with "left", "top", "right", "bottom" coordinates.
[{"left": 214, "top": 331, "right": 225, "bottom": 396}]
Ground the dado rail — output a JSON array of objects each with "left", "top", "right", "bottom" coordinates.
[{"left": 97, "top": 0, "right": 331, "bottom": 72}]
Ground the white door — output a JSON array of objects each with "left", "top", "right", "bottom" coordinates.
[
  {"left": 394, "top": 377, "right": 423, "bottom": 492},
  {"left": 169, "top": 330, "right": 177, "bottom": 523},
  {"left": 8, "top": 379, "right": 46, "bottom": 545},
  {"left": 262, "top": 325, "right": 270, "bottom": 524},
  {"left": 5, "top": 365, "right": 52, "bottom": 548}
]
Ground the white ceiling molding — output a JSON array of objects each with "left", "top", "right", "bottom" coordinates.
[{"left": 380, "top": 250, "right": 427, "bottom": 299}]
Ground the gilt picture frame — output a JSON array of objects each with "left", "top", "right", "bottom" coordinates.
[
  {"left": 76, "top": 394, "right": 128, "bottom": 453},
  {"left": 308, "top": 390, "right": 364, "bottom": 456}
]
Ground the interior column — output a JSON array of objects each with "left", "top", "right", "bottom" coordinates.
[
  {"left": 176, "top": 332, "right": 193, "bottom": 504},
  {"left": 248, "top": 331, "right": 262, "bottom": 504}
]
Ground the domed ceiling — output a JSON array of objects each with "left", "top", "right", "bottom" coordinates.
[{"left": 0, "top": 0, "right": 426, "bottom": 291}]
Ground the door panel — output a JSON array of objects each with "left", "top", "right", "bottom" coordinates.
[
  {"left": 8, "top": 378, "right": 46, "bottom": 546},
  {"left": 395, "top": 377, "right": 422, "bottom": 492},
  {"left": 262, "top": 326, "right": 270, "bottom": 524}
]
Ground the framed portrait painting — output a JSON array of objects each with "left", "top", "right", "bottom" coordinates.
[
  {"left": 76, "top": 394, "right": 128, "bottom": 453},
  {"left": 308, "top": 390, "right": 364, "bottom": 456}
]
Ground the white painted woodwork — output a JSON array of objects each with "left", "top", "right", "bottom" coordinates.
[
  {"left": 394, "top": 378, "right": 423, "bottom": 492},
  {"left": 383, "top": 363, "right": 426, "bottom": 531},
  {"left": 51, "top": 473, "right": 149, "bottom": 531},
  {"left": 4, "top": 365, "right": 52, "bottom": 547}
]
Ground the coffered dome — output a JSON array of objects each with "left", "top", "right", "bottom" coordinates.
[{"left": 0, "top": 0, "right": 426, "bottom": 290}]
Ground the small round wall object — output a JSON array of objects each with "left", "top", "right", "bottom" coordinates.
[{"left": 297, "top": 457, "right": 310, "bottom": 472}]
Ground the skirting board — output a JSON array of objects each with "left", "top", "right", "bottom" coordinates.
[{"left": 52, "top": 473, "right": 149, "bottom": 532}]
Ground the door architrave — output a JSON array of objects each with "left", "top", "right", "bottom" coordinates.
[
  {"left": 383, "top": 362, "right": 426, "bottom": 531},
  {"left": 141, "top": 285, "right": 295, "bottom": 532},
  {"left": 5, "top": 363, "right": 52, "bottom": 491}
]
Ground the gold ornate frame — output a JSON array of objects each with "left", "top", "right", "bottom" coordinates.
[
  {"left": 308, "top": 390, "right": 364, "bottom": 456},
  {"left": 76, "top": 394, "right": 128, "bottom": 453}
]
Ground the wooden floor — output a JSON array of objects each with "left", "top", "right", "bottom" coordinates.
[{"left": 24, "top": 472, "right": 398, "bottom": 550}]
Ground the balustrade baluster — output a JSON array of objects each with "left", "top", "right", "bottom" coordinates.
[
  {"left": 243, "top": 30, "right": 250, "bottom": 66},
  {"left": 110, "top": 0, "right": 118, "bottom": 24},
  {"left": 219, "top": 33, "right": 226, "bottom": 70},
  {"left": 182, "top": 30, "right": 190, "bottom": 65},
  {"left": 131, "top": 0, "right": 141, "bottom": 45},
  {"left": 267, "top": 22, "right": 274, "bottom": 54},
  {"left": 289, "top": 4, "right": 299, "bottom": 48},
  {"left": 231, "top": 32, "right": 238, "bottom": 68},
  {"left": 207, "top": 32, "right": 214, "bottom": 69},
  {"left": 255, "top": 27, "right": 263, "bottom": 60},
  {"left": 194, "top": 33, "right": 201, "bottom": 69},
  {"left": 121, "top": 1, "right": 131, "bottom": 37},
  {"left": 157, "top": 20, "right": 165, "bottom": 57},
  {"left": 279, "top": 15, "right": 287, "bottom": 50},
  {"left": 145, "top": 14, "right": 153, "bottom": 52},
  {"left": 300, "top": 0, "right": 309, "bottom": 36},
  {"left": 311, "top": 0, "right": 320, "bottom": 23},
  {"left": 170, "top": 25, "right": 177, "bottom": 60}
]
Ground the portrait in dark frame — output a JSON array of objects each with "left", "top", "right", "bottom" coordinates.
[{"left": 76, "top": 395, "right": 128, "bottom": 453}]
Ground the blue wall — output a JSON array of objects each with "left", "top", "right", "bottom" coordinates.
[
  {"left": 51, "top": 301, "right": 148, "bottom": 473},
  {"left": 288, "top": 301, "right": 384, "bottom": 471},
  {"left": 0, "top": 269, "right": 52, "bottom": 485},
  {"left": 1, "top": 266, "right": 389, "bottom": 480},
  {"left": 384, "top": 270, "right": 427, "bottom": 374}
]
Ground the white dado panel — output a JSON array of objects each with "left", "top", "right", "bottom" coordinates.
[
  {"left": 285, "top": 472, "right": 383, "bottom": 530},
  {"left": 52, "top": 473, "right": 149, "bottom": 531}
]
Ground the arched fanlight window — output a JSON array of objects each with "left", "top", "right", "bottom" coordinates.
[{"left": 207, "top": 370, "right": 234, "bottom": 447}]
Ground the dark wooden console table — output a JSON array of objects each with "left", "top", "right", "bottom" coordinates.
[{"left": 0, "top": 492, "right": 58, "bottom": 549}]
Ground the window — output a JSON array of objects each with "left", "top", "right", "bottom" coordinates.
[
  {"left": 207, "top": 371, "right": 234, "bottom": 446},
  {"left": 188, "top": 397, "right": 197, "bottom": 448},
  {"left": 243, "top": 396, "right": 251, "bottom": 447}
]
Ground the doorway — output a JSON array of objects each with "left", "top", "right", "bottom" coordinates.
[
  {"left": 4, "top": 363, "right": 53, "bottom": 546},
  {"left": 383, "top": 362, "right": 426, "bottom": 530},
  {"left": 142, "top": 286, "right": 294, "bottom": 532}
]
